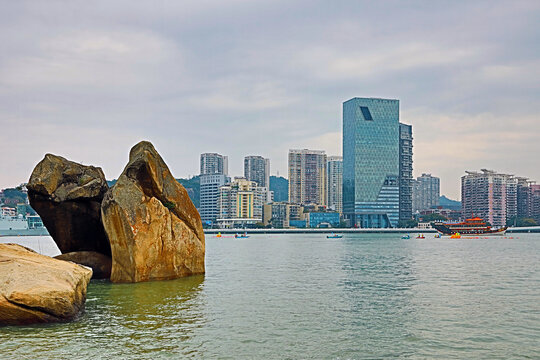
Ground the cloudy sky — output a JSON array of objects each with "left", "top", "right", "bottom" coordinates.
[{"left": 1, "top": 0, "right": 539, "bottom": 199}]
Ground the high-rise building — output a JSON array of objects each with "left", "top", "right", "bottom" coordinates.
[
  {"left": 288, "top": 149, "right": 327, "bottom": 206},
  {"left": 412, "top": 173, "right": 440, "bottom": 213},
  {"left": 200, "top": 153, "right": 228, "bottom": 176},
  {"left": 531, "top": 185, "right": 540, "bottom": 223},
  {"left": 399, "top": 123, "right": 413, "bottom": 221},
  {"left": 199, "top": 174, "right": 229, "bottom": 224},
  {"left": 326, "top": 156, "right": 343, "bottom": 214},
  {"left": 244, "top": 155, "right": 271, "bottom": 203},
  {"left": 461, "top": 169, "right": 517, "bottom": 227},
  {"left": 217, "top": 177, "right": 265, "bottom": 228},
  {"left": 343, "top": 97, "right": 400, "bottom": 228}
]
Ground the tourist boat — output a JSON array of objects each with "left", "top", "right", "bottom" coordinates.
[
  {"left": 431, "top": 217, "right": 507, "bottom": 236},
  {"left": 326, "top": 233, "right": 343, "bottom": 239},
  {"left": 401, "top": 234, "right": 411, "bottom": 239}
]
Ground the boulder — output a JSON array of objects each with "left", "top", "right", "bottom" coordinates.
[
  {"left": 27, "top": 154, "right": 111, "bottom": 257},
  {"left": 0, "top": 243, "right": 92, "bottom": 326},
  {"left": 54, "top": 251, "right": 112, "bottom": 279},
  {"left": 101, "top": 141, "right": 205, "bottom": 283}
]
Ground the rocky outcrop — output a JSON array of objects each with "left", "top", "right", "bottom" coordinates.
[
  {"left": 27, "top": 154, "right": 111, "bottom": 257},
  {"left": 0, "top": 244, "right": 92, "bottom": 326},
  {"left": 101, "top": 141, "right": 205, "bottom": 283},
  {"left": 54, "top": 251, "right": 112, "bottom": 279}
]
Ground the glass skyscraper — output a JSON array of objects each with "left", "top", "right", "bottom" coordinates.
[{"left": 343, "top": 97, "right": 400, "bottom": 228}]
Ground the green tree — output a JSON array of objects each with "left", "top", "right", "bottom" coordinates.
[{"left": 419, "top": 213, "right": 448, "bottom": 222}]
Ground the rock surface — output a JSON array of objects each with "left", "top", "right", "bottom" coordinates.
[
  {"left": 0, "top": 243, "right": 93, "bottom": 326},
  {"left": 27, "top": 154, "right": 111, "bottom": 256},
  {"left": 54, "top": 251, "right": 112, "bottom": 279},
  {"left": 101, "top": 141, "right": 205, "bottom": 283}
]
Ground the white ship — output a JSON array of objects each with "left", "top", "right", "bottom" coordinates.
[{"left": 0, "top": 214, "right": 49, "bottom": 236}]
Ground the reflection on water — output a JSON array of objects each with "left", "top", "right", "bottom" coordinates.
[{"left": 1, "top": 234, "right": 539, "bottom": 359}]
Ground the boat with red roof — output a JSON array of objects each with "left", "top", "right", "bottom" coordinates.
[{"left": 431, "top": 217, "right": 507, "bottom": 236}]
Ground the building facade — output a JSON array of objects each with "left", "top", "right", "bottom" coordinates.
[
  {"left": 399, "top": 123, "right": 413, "bottom": 221},
  {"left": 461, "top": 169, "right": 517, "bottom": 227},
  {"left": 217, "top": 178, "right": 265, "bottom": 228},
  {"left": 412, "top": 173, "right": 440, "bottom": 213},
  {"left": 288, "top": 149, "right": 327, "bottom": 206},
  {"left": 199, "top": 174, "right": 229, "bottom": 224},
  {"left": 307, "top": 212, "right": 340, "bottom": 228},
  {"left": 326, "top": 156, "right": 343, "bottom": 214},
  {"left": 244, "top": 155, "right": 271, "bottom": 203},
  {"left": 200, "top": 153, "right": 228, "bottom": 176},
  {"left": 263, "top": 202, "right": 305, "bottom": 228},
  {"left": 343, "top": 97, "right": 400, "bottom": 228}
]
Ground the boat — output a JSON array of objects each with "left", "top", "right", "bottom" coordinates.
[
  {"left": 401, "top": 234, "right": 411, "bottom": 239},
  {"left": 434, "top": 233, "right": 441, "bottom": 238},
  {"left": 431, "top": 217, "right": 507, "bottom": 236},
  {"left": 234, "top": 233, "right": 250, "bottom": 239},
  {"left": 216, "top": 232, "right": 222, "bottom": 238},
  {"left": 450, "top": 232, "right": 461, "bottom": 239},
  {"left": 416, "top": 234, "right": 425, "bottom": 239},
  {"left": 326, "top": 233, "right": 343, "bottom": 239}
]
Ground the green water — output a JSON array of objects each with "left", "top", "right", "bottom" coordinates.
[{"left": 1, "top": 234, "right": 539, "bottom": 359}]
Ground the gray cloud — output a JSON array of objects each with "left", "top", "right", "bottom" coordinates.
[{"left": 1, "top": 0, "right": 539, "bottom": 199}]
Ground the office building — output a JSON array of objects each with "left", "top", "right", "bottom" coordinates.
[
  {"left": 399, "top": 123, "right": 413, "bottom": 221},
  {"left": 200, "top": 153, "right": 228, "bottom": 176},
  {"left": 343, "top": 97, "right": 400, "bottom": 228},
  {"left": 217, "top": 177, "right": 265, "bottom": 228},
  {"left": 199, "top": 174, "right": 228, "bottom": 224},
  {"left": 327, "top": 156, "right": 343, "bottom": 214},
  {"left": 307, "top": 212, "right": 340, "bottom": 228},
  {"left": 461, "top": 169, "right": 517, "bottom": 227},
  {"left": 412, "top": 174, "right": 440, "bottom": 212},
  {"left": 288, "top": 149, "right": 327, "bottom": 206}
]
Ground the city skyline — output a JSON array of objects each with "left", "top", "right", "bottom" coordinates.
[{"left": 1, "top": 1, "right": 539, "bottom": 199}]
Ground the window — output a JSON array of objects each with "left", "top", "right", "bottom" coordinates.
[{"left": 359, "top": 106, "right": 373, "bottom": 121}]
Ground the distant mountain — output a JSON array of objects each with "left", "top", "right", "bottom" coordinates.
[
  {"left": 106, "top": 176, "right": 200, "bottom": 208},
  {"left": 439, "top": 195, "right": 461, "bottom": 210},
  {"left": 177, "top": 176, "right": 200, "bottom": 208},
  {"left": 270, "top": 176, "right": 288, "bottom": 202}
]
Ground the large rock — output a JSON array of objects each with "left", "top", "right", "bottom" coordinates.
[
  {"left": 101, "top": 141, "right": 205, "bottom": 283},
  {"left": 54, "top": 251, "right": 112, "bottom": 279},
  {"left": 0, "top": 244, "right": 92, "bottom": 326},
  {"left": 27, "top": 154, "right": 111, "bottom": 256}
]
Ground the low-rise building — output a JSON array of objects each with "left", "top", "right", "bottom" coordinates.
[
  {"left": 307, "top": 212, "right": 340, "bottom": 228},
  {"left": 263, "top": 202, "right": 305, "bottom": 228}
]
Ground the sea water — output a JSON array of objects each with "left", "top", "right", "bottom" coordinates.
[{"left": 1, "top": 234, "right": 539, "bottom": 359}]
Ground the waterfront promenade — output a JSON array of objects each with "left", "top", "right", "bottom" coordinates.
[{"left": 204, "top": 226, "right": 540, "bottom": 234}]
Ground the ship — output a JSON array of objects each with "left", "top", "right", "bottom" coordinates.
[
  {"left": 431, "top": 217, "right": 507, "bottom": 236},
  {"left": 0, "top": 214, "right": 49, "bottom": 236}
]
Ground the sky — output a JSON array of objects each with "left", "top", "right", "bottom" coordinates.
[{"left": 1, "top": 0, "right": 539, "bottom": 199}]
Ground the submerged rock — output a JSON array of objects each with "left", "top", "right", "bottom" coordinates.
[
  {"left": 101, "top": 141, "right": 205, "bottom": 283},
  {"left": 0, "top": 244, "right": 92, "bottom": 326},
  {"left": 54, "top": 251, "right": 112, "bottom": 279},
  {"left": 27, "top": 154, "right": 111, "bottom": 257}
]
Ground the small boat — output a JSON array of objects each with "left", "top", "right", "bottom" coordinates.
[
  {"left": 216, "top": 232, "right": 222, "bottom": 238},
  {"left": 401, "top": 234, "right": 411, "bottom": 239},
  {"left": 416, "top": 234, "right": 425, "bottom": 239},
  {"left": 434, "top": 233, "right": 441, "bottom": 238},
  {"left": 450, "top": 232, "right": 461, "bottom": 239},
  {"left": 235, "top": 233, "right": 250, "bottom": 239},
  {"left": 327, "top": 233, "right": 343, "bottom": 239}
]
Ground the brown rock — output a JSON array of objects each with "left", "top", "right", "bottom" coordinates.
[
  {"left": 54, "top": 251, "right": 112, "bottom": 279},
  {"left": 101, "top": 141, "right": 205, "bottom": 283},
  {"left": 27, "top": 154, "right": 111, "bottom": 256},
  {"left": 0, "top": 243, "right": 92, "bottom": 326}
]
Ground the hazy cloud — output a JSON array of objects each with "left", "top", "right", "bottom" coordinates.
[{"left": 1, "top": 0, "right": 539, "bottom": 198}]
